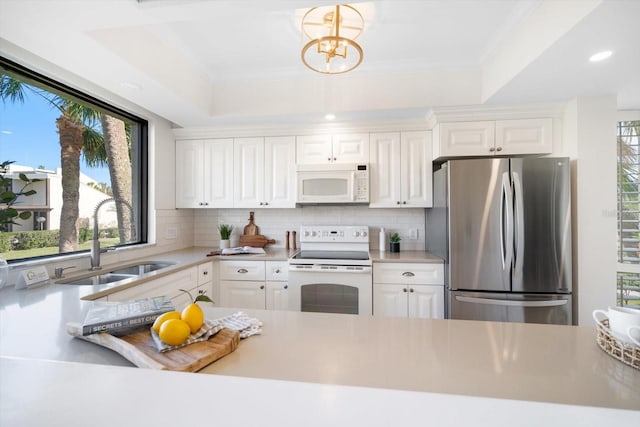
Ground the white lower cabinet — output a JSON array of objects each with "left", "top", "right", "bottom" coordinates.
[
  {"left": 106, "top": 266, "right": 200, "bottom": 310},
  {"left": 219, "top": 260, "right": 289, "bottom": 310},
  {"left": 373, "top": 262, "right": 444, "bottom": 319}
]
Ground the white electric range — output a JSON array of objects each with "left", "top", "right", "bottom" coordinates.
[{"left": 288, "top": 225, "right": 372, "bottom": 315}]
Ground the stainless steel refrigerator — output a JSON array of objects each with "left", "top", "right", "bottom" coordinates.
[{"left": 426, "top": 157, "right": 572, "bottom": 325}]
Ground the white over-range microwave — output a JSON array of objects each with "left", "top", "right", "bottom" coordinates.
[{"left": 296, "top": 163, "right": 369, "bottom": 204}]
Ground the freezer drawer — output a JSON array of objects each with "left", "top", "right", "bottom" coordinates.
[{"left": 448, "top": 291, "right": 572, "bottom": 325}]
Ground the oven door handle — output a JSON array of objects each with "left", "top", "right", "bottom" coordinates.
[{"left": 289, "top": 265, "right": 372, "bottom": 273}]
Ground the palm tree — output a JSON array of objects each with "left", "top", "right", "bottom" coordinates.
[{"left": 0, "top": 74, "right": 133, "bottom": 250}]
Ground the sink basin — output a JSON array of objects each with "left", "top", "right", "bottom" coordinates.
[
  {"left": 57, "top": 261, "right": 175, "bottom": 286},
  {"left": 59, "top": 273, "right": 135, "bottom": 286},
  {"left": 108, "top": 261, "right": 175, "bottom": 275}
]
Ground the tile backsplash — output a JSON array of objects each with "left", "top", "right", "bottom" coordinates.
[{"left": 192, "top": 207, "right": 426, "bottom": 251}]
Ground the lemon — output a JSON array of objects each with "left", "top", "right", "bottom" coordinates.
[
  {"left": 158, "top": 318, "right": 191, "bottom": 346},
  {"left": 181, "top": 303, "right": 204, "bottom": 334},
  {"left": 151, "top": 310, "right": 181, "bottom": 333}
]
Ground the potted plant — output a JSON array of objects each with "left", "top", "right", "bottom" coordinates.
[
  {"left": 389, "top": 232, "right": 401, "bottom": 253},
  {"left": 217, "top": 224, "right": 233, "bottom": 249}
]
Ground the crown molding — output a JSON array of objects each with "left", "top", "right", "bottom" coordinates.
[
  {"left": 425, "top": 103, "right": 565, "bottom": 129},
  {"left": 172, "top": 118, "right": 430, "bottom": 140}
]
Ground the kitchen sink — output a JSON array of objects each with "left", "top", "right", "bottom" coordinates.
[
  {"left": 57, "top": 261, "right": 176, "bottom": 286},
  {"left": 107, "top": 261, "right": 175, "bottom": 276},
  {"left": 58, "top": 273, "right": 136, "bottom": 286}
]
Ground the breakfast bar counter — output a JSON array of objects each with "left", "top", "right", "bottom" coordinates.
[{"left": 0, "top": 249, "right": 639, "bottom": 425}]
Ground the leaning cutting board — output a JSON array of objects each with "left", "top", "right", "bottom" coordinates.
[
  {"left": 66, "top": 322, "right": 239, "bottom": 372},
  {"left": 239, "top": 234, "right": 275, "bottom": 248}
]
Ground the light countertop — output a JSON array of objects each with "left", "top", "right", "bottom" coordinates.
[
  {"left": 2, "top": 356, "right": 637, "bottom": 427},
  {"left": 0, "top": 246, "right": 638, "bottom": 422},
  {"left": 370, "top": 250, "right": 443, "bottom": 263}
]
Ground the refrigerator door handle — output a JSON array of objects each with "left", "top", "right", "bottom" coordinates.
[
  {"left": 455, "top": 295, "right": 568, "bottom": 307},
  {"left": 512, "top": 171, "right": 525, "bottom": 283},
  {"left": 501, "top": 172, "right": 514, "bottom": 272}
]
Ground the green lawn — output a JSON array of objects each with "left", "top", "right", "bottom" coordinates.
[{"left": 2, "top": 238, "right": 120, "bottom": 261}]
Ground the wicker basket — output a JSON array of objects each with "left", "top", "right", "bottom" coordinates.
[{"left": 595, "top": 318, "right": 640, "bottom": 369}]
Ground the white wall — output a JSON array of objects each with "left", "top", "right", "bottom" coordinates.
[{"left": 561, "top": 96, "right": 618, "bottom": 325}]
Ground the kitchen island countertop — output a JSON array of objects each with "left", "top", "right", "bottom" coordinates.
[{"left": 0, "top": 247, "right": 638, "bottom": 424}]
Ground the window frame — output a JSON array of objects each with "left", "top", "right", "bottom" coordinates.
[{"left": 0, "top": 56, "right": 149, "bottom": 263}]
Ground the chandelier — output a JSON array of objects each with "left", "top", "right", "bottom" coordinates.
[{"left": 301, "top": 4, "right": 364, "bottom": 74}]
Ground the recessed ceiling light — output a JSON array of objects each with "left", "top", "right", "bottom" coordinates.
[
  {"left": 589, "top": 50, "right": 612, "bottom": 62},
  {"left": 325, "top": 113, "right": 336, "bottom": 120}
]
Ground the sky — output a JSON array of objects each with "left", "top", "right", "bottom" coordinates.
[{"left": 0, "top": 89, "right": 111, "bottom": 183}]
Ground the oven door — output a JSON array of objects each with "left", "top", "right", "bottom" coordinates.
[{"left": 288, "top": 266, "right": 373, "bottom": 315}]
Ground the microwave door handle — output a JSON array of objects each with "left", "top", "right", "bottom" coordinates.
[{"left": 351, "top": 172, "right": 356, "bottom": 201}]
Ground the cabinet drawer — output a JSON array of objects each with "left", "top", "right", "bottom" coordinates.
[
  {"left": 219, "top": 261, "right": 265, "bottom": 281},
  {"left": 198, "top": 262, "right": 213, "bottom": 285},
  {"left": 373, "top": 262, "right": 443, "bottom": 285},
  {"left": 265, "top": 261, "right": 288, "bottom": 281}
]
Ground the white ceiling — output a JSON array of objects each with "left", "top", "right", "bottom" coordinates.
[{"left": 0, "top": 0, "right": 638, "bottom": 128}]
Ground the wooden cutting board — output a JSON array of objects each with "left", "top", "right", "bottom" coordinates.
[
  {"left": 66, "top": 323, "right": 239, "bottom": 372},
  {"left": 239, "top": 234, "right": 276, "bottom": 248}
]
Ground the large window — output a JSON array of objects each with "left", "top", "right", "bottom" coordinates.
[
  {"left": 0, "top": 57, "right": 147, "bottom": 262},
  {"left": 617, "top": 120, "right": 640, "bottom": 308}
]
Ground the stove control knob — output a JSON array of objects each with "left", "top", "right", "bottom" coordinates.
[
  {"left": 304, "top": 231, "right": 310, "bottom": 237},
  {"left": 353, "top": 231, "right": 360, "bottom": 237},
  {"left": 361, "top": 230, "right": 368, "bottom": 237},
  {"left": 311, "top": 231, "right": 317, "bottom": 237}
]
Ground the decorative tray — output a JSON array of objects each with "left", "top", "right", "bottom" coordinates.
[{"left": 595, "top": 318, "right": 640, "bottom": 370}]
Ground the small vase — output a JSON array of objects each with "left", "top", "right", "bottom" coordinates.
[
  {"left": 390, "top": 242, "right": 400, "bottom": 253},
  {"left": 220, "top": 239, "right": 230, "bottom": 249}
]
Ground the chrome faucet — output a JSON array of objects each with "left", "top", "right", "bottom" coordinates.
[
  {"left": 90, "top": 198, "right": 134, "bottom": 271},
  {"left": 54, "top": 265, "right": 76, "bottom": 279}
]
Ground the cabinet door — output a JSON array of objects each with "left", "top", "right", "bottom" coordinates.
[
  {"left": 296, "top": 135, "right": 332, "bottom": 164},
  {"left": 220, "top": 280, "right": 265, "bottom": 309},
  {"left": 373, "top": 284, "right": 408, "bottom": 318},
  {"left": 435, "top": 121, "right": 495, "bottom": 158},
  {"left": 332, "top": 133, "right": 369, "bottom": 163},
  {"left": 408, "top": 284, "right": 444, "bottom": 319},
  {"left": 369, "top": 132, "right": 401, "bottom": 208},
  {"left": 400, "top": 131, "right": 432, "bottom": 207},
  {"left": 205, "top": 139, "right": 234, "bottom": 208},
  {"left": 264, "top": 136, "right": 296, "bottom": 208},
  {"left": 266, "top": 281, "right": 289, "bottom": 310},
  {"left": 175, "top": 140, "right": 204, "bottom": 208},
  {"left": 107, "top": 267, "right": 199, "bottom": 311},
  {"left": 495, "top": 118, "right": 552, "bottom": 155},
  {"left": 234, "top": 137, "right": 265, "bottom": 208}
]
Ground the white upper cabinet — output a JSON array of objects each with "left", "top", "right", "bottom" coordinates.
[
  {"left": 297, "top": 133, "right": 369, "bottom": 164},
  {"left": 176, "top": 139, "right": 233, "bottom": 208},
  {"left": 369, "top": 131, "right": 432, "bottom": 208},
  {"left": 235, "top": 136, "right": 296, "bottom": 208},
  {"left": 234, "top": 137, "right": 265, "bottom": 208},
  {"left": 263, "top": 136, "right": 297, "bottom": 208},
  {"left": 433, "top": 118, "right": 552, "bottom": 159},
  {"left": 495, "top": 119, "right": 553, "bottom": 154}
]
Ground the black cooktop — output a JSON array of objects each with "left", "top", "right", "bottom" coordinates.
[{"left": 292, "top": 250, "right": 370, "bottom": 261}]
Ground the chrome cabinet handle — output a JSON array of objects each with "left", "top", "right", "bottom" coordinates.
[
  {"left": 402, "top": 272, "right": 415, "bottom": 277},
  {"left": 489, "top": 147, "right": 496, "bottom": 152},
  {"left": 238, "top": 268, "right": 248, "bottom": 274},
  {"left": 409, "top": 288, "right": 414, "bottom": 293},
  {"left": 403, "top": 288, "right": 408, "bottom": 293},
  {"left": 496, "top": 147, "right": 502, "bottom": 152},
  {"left": 396, "top": 201, "right": 401, "bottom": 205},
  {"left": 402, "top": 201, "right": 407, "bottom": 204}
]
